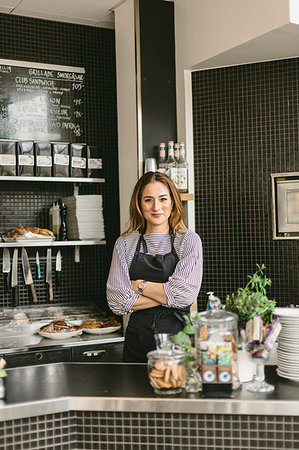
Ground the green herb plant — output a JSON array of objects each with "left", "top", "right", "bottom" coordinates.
[
  {"left": 171, "top": 313, "right": 201, "bottom": 370},
  {"left": 225, "top": 264, "right": 276, "bottom": 329}
]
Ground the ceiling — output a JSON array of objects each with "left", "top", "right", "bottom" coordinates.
[{"left": 0, "top": 0, "right": 119, "bottom": 28}]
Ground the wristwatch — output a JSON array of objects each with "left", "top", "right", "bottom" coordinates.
[{"left": 137, "top": 280, "right": 147, "bottom": 295}]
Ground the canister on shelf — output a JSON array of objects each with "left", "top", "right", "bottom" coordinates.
[
  {"left": 35, "top": 142, "right": 52, "bottom": 177},
  {"left": 0, "top": 140, "right": 16, "bottom": 176},
  {"left": 87, "top": 145, "right": 103, "bottom": 178},
  {"left": 52, "top": 142, "right": 69, "bottom": 177},
  {"left": 17, "top": 141, "right": 34, "bottom": 176},
  {"left": 70, "top": 143, "right": 87, "bottom": 177}
]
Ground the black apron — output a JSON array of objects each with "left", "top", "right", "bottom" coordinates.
[{"left": 124, "top": 230, "right": 190, "bottom": 363}]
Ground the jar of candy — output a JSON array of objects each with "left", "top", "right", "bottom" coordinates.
[
  {"left": 195, "top": 292, "right": 240, "bottom": 394},
  {"left": 147, "top": 349, "right": 186, "bottom": 395}
]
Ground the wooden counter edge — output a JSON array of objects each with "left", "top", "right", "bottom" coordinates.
[{"left": 180, "top": 193, "right": 194, "bottom": 201}]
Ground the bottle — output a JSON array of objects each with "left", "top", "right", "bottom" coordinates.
[
  {"left": 49, "top": 202, "right": 61, "bottom": 240},
  {"left": 59, "top": 203, "right": 67, "bottom": 241},
  {"left": 178, "top": 141, "right": 188, "bottom": 193},
  {"left": 157, "top": 143, "right": 167, "bottom": 174},
  {"left": 174, "top": 143, "right": 180, "bottom": 163},
  {"left": 166, "top": 141, "right": 178, "bottom": 188}
]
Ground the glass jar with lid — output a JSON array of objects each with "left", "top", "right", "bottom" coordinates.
[
  {"left": 147, "top": 348, "right": 186, "bottom": 395},
  {"left": 195, "top": 292, "right": 240, "bottom": 392}
]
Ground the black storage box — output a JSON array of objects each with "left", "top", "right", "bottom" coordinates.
[
  {"left": 17, "top": 141, "right": 34, "bottom": 176},
  {"left": 52, "top": 142, "right": 70, "bottom": 177},
  {"left": 87, "top": 145, "right": 103, "bottom": 178},
  {"left": 0, "top": 140, "right": 17, "bottom": 176},
  {"left": 35, "top": 142, "right": 52, "bottom": 177},
  {"left": 70, "top": 143, "right": 87, "bottom": 177}
]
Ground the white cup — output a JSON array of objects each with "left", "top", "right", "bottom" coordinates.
[{"left": 144, "top": 158, "right": 157, "bottom": 173}]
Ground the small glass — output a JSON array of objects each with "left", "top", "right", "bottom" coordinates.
[
  {"left": 0, "top": 378, "right": 5, "bottom": 399},
  {"left": 245, "top": 343, "right": 274, "bottom": 393},
  {"left": 147, "top": 349, "right": 186, "bottom": 395},
  {"left": 144, "top": 158, "right": 157, "bottom": 173},
  {"left": 154, "top": 333, "right": 174, "bottom": 351},
  {"left": 185, "top": 365, "right": 202, "bottom": 393}
]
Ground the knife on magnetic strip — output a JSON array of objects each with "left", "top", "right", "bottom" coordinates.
[
  {"left": 46, "top": 248, "right": 53, "bottom": 301},
  {"left": 2, "top": 248, "right": 10, "bottom": 293},
  {"left": 21, "top": 248, "right": 37, "bottom": 303},
  {"left": 55, "top": 250, "right": 61, "bottom": 286},
  {"left": 11, "top": 248, "right": 18, "bottom": 307}
]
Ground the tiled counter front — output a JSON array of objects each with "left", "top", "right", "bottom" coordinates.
[{"left": 2, "top": 411, "right": 297, "bottom": 450}]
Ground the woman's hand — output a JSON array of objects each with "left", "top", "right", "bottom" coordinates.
[
  {"left": 131, "top": 280, "right": 168, "bottom": 305},
  {"left": 131, "top": 280, "right": 141, "bottom": 293}
]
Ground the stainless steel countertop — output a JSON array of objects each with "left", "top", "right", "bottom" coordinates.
[{"left": 1, "top": 363, "right": 299, "bottom": 421}]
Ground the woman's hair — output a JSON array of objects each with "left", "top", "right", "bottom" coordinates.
[{"left": 123, "top": 171, "right": 187, "bottom": 235}]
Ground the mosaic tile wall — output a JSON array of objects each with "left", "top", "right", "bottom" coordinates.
[
  {"left": 192, "top": 58, "right": 299, "bottom": 310},
  {"left": 0, "top": 14, "right": 119, "bottom": 310},
  {"left": 1, "top": 411, "right": 299, "bottom": 449}
]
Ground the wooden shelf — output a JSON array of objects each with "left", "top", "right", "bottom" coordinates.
[{"left": 180, "top": 193, "right": 194, "bottom": 201}]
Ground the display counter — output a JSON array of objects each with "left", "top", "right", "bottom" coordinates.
[{"left": 0, "top": 363, "right": 299, "bottom": 449}]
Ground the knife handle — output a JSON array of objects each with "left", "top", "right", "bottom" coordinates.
[
  {"left": 37, "top": 264, "right": 41, "bottom": 279},
  {"left": 4, "top": 273, "right": 9, "bottom": 293},
  {"left": 48, "top": 281, "right": 53, "bottom": 301},
  {"left": 56, "top": 271, "right": 61, "bottom": 286},
  {"left": 12, "top": 286, "right": 18, "bottom": 307},
  {"left": 30, "top": 283, "right": 38, "bottom": 303}
]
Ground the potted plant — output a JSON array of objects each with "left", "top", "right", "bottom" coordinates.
[
  {"left": 225, "top": 264, "right": 276, "bottom": 329},
  {"left": 225, "top": 264, "right": 277, "bottom": 385}
]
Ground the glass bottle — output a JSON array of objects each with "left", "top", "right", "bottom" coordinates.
[
  {"left": 166, "top": 141, "right": 178, "bottom": 188},
  {"left": 157, "top": 143, "right": 167, "bottom": 174},
  {"left": 174, "top": 143, "right": 180, "bottom": 163},
  {"left": 178, "top": 142, "right": 189, "bottom": 193}
]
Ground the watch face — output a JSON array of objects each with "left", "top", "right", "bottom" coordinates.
[{"left": 139, "top": 282, "right": 146, "bottom": 290}]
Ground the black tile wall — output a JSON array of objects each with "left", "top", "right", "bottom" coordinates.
[
  {"left": 192, "top": 58, "right": 299, "bottom": 310},
  {"left": 0, "top": 14, "right": 119, "bottom": 310}
]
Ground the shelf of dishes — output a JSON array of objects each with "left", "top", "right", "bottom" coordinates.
[
  {"left": 0, "top": 240, "right": 106, "bottom": 247},
  {"left": 0, "top": 176, "right": 105, "bottom": 183}
]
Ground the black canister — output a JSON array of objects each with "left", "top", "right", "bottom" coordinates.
[
  {"left": 17, "top": 141, "right": 34, "bottom": 176},
  {"left": 0, "top": 140, "right": 16, "bottom": 176},
  {"left": 87, "top": 145, "right": 103, "bottom": 178},
  {"left": 70, "top": 143, "right": 87, "bottom": 177},
  {"left": 35, "top": 142, "right": 52, "bottom": 177},
  {"left": 52, "top": 142, "right": 70, "bottom": 177}
]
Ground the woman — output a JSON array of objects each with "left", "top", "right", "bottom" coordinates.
[{"left": 106, "top": 171, "right": 203, "bottom": 362}]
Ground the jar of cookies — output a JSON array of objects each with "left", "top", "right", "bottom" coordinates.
[
  {"left": 195, "top": 292, "right": 241, "bottom": 394},
  {"left": 147, "top": 349, "right": 186, "bottom": 395}
]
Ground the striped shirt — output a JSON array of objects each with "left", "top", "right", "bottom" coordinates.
[{"left": 106, "top": 229, "right": 203, "bottom": 315}]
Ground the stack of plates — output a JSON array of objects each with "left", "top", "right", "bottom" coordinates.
[
  {"left": 62, "top": 195, "right": 105, "bottom": 240},
  {"left": 274, "top": 308, "right": 299, "bottom": 382}
]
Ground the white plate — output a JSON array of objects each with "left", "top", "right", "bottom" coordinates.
[
  {"left": 38, "top": 329, "right": 82, "bottom": 339},
  {"left": 274, "top": 308, "right": 299, "bottom": 318},
  {"left": 3, "top": 237, "right": 55, "bottom": 242},
  {"left": 83, "top": 326, "right": 121, "bottom": 335},
  {"left": 277, "top": 370, "right": 299, "bottom": 382}
]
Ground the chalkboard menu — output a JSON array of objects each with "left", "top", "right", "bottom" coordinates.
[{"left": 0, "top": 59, "right": 85, "bottom": 142}]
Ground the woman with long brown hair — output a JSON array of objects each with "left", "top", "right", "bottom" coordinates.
[{"left": 107, "top": 172, "right": 203, "bottom": 362}]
